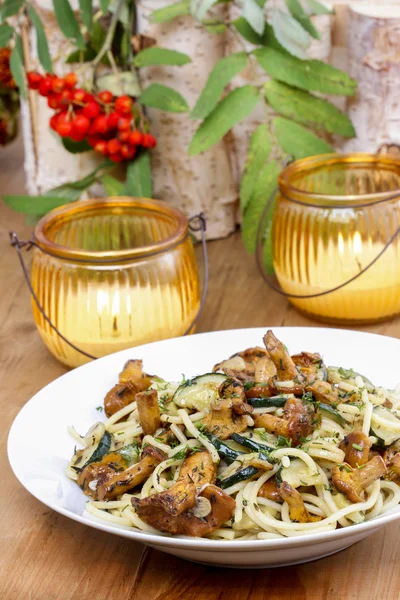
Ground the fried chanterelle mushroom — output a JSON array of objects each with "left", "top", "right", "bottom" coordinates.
[
  {"left": 136, "top": 389, "right": 161, "bottom": 435},
  {"left": 136, "top": 449, "right": 215, "bottom": 516},
  {"left": 104, "top": 359, "right": 152, "bottom": 418},
  {"left": 134, "top": 485, "right": 235, "bottom": 537},
  {"left": 254, "top": 397, "right": 317, "bottom": 447},
  {"left": 199, "top": 378, "right": 253, "bottom": 440},
  {"left": 306, "top": 381, "right": 341, "bottom": 406},
  {"left": 213, "top": 347, "right": 275, "bottom": 383},
  {"left": 383, "top": 443, "right": 400, "bottom": 484},
  {"left": 339, "top": 432, "right": 371, "bottom": 468},
  {"left": 332, "top": 456, "right": 387, "bottom": 503},
  {"left": 131, "top": 449, "right": 235, "bottom": 536},
  {"left": 263, "top": 331, "right": 308, "bottom": 395},
  {"left": 78, "top": 445, "right": 166, "bottom": 501},
  {"left": 257, "top": 477, "right": 282, "bottom": 502},
  {"left": 279, "top": 482, "right": 322, "bottom": 523}
]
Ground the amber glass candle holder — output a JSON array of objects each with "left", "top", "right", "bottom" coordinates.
[
  {"left": 260, "top": 154, "right": 400, "bottom": 324},
  {"left": 26, "top": 198, "right": 201, "bottom": 368}
]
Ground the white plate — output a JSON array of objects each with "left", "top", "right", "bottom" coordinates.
[{"left": 8, "top": 327, "right": 400, "bottom": 568}]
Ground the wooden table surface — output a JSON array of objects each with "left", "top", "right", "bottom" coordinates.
[{"left": 1, "top": 138, "right": 400, "bottom": 600}]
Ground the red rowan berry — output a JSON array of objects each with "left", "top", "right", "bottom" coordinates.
[
  {"left": 115, "top": 95, "right": 133, "bottom": 115},
  {"left": 27, "top": 71, "right": 43, "bottom": 90},
  {"left": 98, "top": 90, "right": 113, "bottom": 104},
  {"left": 64, "top": 72, "right": 78, "bottom": 89}
]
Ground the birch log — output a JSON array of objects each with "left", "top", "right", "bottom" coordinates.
[
  {"left": 339, "top": 3, "right": 400, "bottom": 155},
  {"left": 136, "top": 1, "right": 237, "bottom": 240},
  {"left": 226, "top": 2, "right": 333, "bottom": 185},
  {"left": 21, "top": 1, "right": 105, "bottom": 196}
]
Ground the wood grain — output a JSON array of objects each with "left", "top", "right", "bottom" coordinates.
[{"left": 1, "top": 137, "right": 400, "bottom": 600}]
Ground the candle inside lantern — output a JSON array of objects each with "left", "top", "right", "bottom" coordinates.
[
  {"left": 30, "top": 198, "right": 201, "bottom": 368},
  {"left": 271, "top": 154, "right": 400, "bottom": 324}
]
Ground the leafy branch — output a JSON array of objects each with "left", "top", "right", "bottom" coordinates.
[
  {"left": 1, "top": 0, "right": 357, "bottom": 271},
  {"left": 151, "top": 0, "right": 355, "bottom": 272}
]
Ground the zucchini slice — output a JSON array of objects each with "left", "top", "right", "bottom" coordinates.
[
  {"left": 205, "top": 434, "right": 244, "bottom": 463},
  {"left": 370, "top": 406, "right": 400, "bottom": 446},
  {"left": 327, "top": 366, "right": 374, "bottom": 391},
  {"left": 74, "top": 431, "right": 112, "bottom": 471},
  {"left": 248, "top": 396, "right": 287, "bottom": 408},
  {"left": 217, "top": 466, "right": 259, "bottom": 489},
  {"left": 318, "top": 403, "right": 345, "bottom": 426},
  {"left": 281, "top": 458, "right": 322, "bottom": 488},
  {"left": 172, "top": 373, "right": 228, "bottom": 411},
  {"left": 232, "top": 433, "right": 275, "bottom": 453},
  {"left": 83, "top": 431, "right": 112, "bottom": 468}
]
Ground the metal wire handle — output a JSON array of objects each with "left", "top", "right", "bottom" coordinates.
[
  {"left": 255, "top": 167, "right": 400, "bottom": 300},
  {"left": 9, "top": 212, "right": 208, "bottom": 361}
]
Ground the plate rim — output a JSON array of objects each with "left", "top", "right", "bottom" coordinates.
[{"left": 8, "top": 326, "right": 400, "bottom": 551}]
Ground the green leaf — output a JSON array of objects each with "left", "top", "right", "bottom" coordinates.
[
  {"left": 48, "top": 161, "right": 113, "bottom": 201},
  {"left": 264, "top": 80, "right": 355, "bottom": 138},
  {"left": 190, "top": 0, "right": 218, "bottom": 20},
  {"left": 25, "top": 214, "right": 43, "bottom": 226},
  {"left": 4, "top": 163, "right": 114, "bottom": 216},
  {"left": 66, "top": 46, "right": 97, "bottom": 63},
  {"left": 1, "top": 0, "right": 24, "bottom": 20},
  {"left": 242, "top": 160, "right": 279, "bottom": 255},
  {"left": 285, "top": 0, "right": 320, "bottom": 40},
  {"left": 125, "top": 151, "right": 152, "bottom": 198},
  {"left": 134, "top": 47, "right": 191, "bottom": 68},
  {"left": 79, "top": 0, "right": 93, "bottom": 30},
  {"left": 262, "top": 217, "right": 275, "bottom": 276},
  {"left": 191, "top": 52, "right": 248, "bottom": 120},
  {"left": 254, "top": 47, "right": 357, "bottom": 95},
  {"left": 241, "top": 0, "right": 265, "bottom": 35},
  {"left": 3, "top": 195, "right": 70, "bottom": 215},
  {"left": 189, "top": 86, "right": 259, "bottom": 155},
  {"left": 90, "top": 20, "right": 106, "bottom": 52},
  {"left": 240, "top": 124, "right": 271, "bottom": 212},
  {"left": 261, "top": 22, "right": 289, "bottom": 52},
  {"left": 96, "top": 71, "right": 141, "bottom": 96},
  {"left": 232, "top": 17, "right": 262, "bottom": 45},
  {"left": 139, "top": 83, "right": 189, "bottom": 113},
  {"left": 271, "top": 9, "right": 310, "bottom": 58},
  {"left": 10, "top": 35, "right": 25, "bottom": 99},
  {"left": 62, "top": 137, "right": 92, "bottom": 153},
  {"left": 150, "top": 1, "right": 190, "bottom": 23},
  {"left": 100, "top": 0, "right": 110, "bottom": 12},
  {"left": 109, "top": 0, "right": 129, "bottom": 24},
  {"left": 203, "top": 19, "right": 227, "bottom": 34},
  {"left": 53, "top": 0, "right": 85, "bottom": 50},
  {"left": 306, "top": 0, "right": 331, "bottom": 15},
  {"left": 101, "top": 174, "right": 124, "bottom": 196},
  {"left": 118, "top": 29, "right": 130, "bottom": 63},
  {"left": 27, "top": 5, "right": 53, "bottom": 73},
  {"left": 0, "top": 24, "right": 13, "bottom": 47},
  {"left": 274, "top": 116, "right": 334, "bottom": 159}
]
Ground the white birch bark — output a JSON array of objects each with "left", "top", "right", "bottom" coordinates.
[
  {"left": 21, "top": 1, "right": 105, "bottom": 197},
  {"left": 136, "top": 1, "right": 237, "bottom": 240},
  {"left": 226, "top": 2, "right": 333, "bottom": 186},
  {"left": 338, "top": 3, "right": 400, "bottom": 154}
]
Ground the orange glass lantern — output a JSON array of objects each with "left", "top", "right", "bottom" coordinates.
[
  {"left": 11, "top": 198, "right": 203, "bottom": 368},
  {"left": 257, "top": 154, "right": 400, "bottom": 324}
]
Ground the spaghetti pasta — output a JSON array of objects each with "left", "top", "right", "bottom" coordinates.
[{"left": 67, "top": 330, "right": 400, "bottom": 540}]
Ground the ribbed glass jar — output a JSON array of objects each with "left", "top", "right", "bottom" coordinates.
[
  {"left": 31, "top": 198, "right": 200, "bottom": 368},
  {"left": 272, "top": 154, "right": 400, "bottom": 324}
]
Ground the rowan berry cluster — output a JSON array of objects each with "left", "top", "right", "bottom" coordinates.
[{"left": 27, "top": 71, "right": 156, "bottom": 163}]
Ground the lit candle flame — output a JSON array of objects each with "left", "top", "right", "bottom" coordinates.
[
  {"left": 97, "top": 289, "right": 109, "bottom": 313},
  {"left": 338, "top": 232, "right": 344, "bottom": 255},
  {"left": 112, "top": 291, "right": 120, "bottom": 318},
  {"left": 353, "top": 231, "right": 362, "bottom": 257}
]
